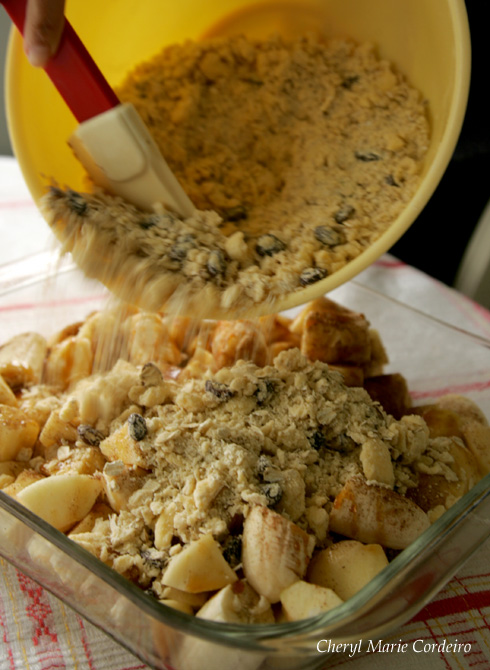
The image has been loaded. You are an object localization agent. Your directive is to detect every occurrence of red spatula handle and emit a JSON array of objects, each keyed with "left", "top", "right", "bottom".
[{"left": 1, "top": 0, "right": 120, "bottom": 122}]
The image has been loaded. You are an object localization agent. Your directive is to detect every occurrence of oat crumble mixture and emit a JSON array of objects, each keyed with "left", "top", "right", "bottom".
[
  {"left": 41, "top": 34, "right": 429, "bottom": 316},
  {"left": 2, "top": 298, "right": 487, "bottom": 620}
]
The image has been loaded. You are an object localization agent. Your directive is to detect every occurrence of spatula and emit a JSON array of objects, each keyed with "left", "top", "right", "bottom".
[{"left": 1, "top": 0, "right": 195, "bottom": 218}]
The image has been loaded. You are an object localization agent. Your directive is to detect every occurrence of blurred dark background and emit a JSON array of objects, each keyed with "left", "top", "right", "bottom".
[{"left": 391, "top": 0, "right": 490, "bottom": 288}]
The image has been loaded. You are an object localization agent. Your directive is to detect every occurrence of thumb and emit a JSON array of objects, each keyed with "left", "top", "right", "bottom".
[{"left": 24, "top": 0, "right": 66, "bottom": 67}]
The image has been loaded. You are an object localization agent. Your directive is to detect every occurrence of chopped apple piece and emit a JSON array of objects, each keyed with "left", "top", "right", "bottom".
[
  {"left": 0, "top": 375, "right": 17, "bottom": 407},
  {"left": 16, "top": 473, "right": 102, "bottom": 532},
  {"left": 99, "top": 423, "right": 149, "bottom": 468},
  {"left": 0, "top": 404, "right": 39, "bottom": 461},
  {"left": 162, "top": 533, "right": 237, "bottom": 593},
  {"left": 307, "top": 540, "right": 388, "bottom": 600},
  {"left": 280, "top": 580, "right": 343, "bottom": 621},
  {"left": 0, "top": 332, "right": 47, "bottom": 388},
  {"left": 196, "top": 581, "right": 274, "bottom": 624}
]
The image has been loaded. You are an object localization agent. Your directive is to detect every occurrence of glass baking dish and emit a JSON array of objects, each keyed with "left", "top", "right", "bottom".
[{"left": 1, "top": 253, "right": 490, "bottom": 670}]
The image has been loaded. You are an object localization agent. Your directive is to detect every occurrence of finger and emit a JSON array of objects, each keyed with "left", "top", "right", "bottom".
[{"left": 24, "top": 0, "right": 66, "bottom": 67}]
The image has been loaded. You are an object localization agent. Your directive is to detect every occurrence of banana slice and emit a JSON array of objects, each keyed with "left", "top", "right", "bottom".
[
  {"left": 329, "top": 476, "right": 430, "bottom": 550},
  {"left": 242, "top": 505, "right": 315, "bottom": 603}
]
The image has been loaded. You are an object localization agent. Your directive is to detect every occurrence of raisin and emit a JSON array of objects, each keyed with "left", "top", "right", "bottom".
[
  {"left": 243, "top": 76, "right": 264, "bottom": 86},
  {"left": 328, "top": 434, "right": 356, "bottom": 452},
  {"left": 308, "top": 430, "right": 325, "bottom": 451},
  {"left": 134, "top": 248, "right": 149, "bottom": 258},
  {"left": 67, "top": 190, "right": 88, "bottom": 216},
  {"left": 205, "top": 380, "right": 235, "bottom": 401},
  {"left": 49, "top": 186, "right": 64, "bottom": 199},
  {"left": 223, "top": 535, "right": 242, "bottom": 567},
  {"left": 314, "top": 226, "right": 345, "bottom": 247},
  {"left": 341, "top": 75, "right": 359, "bottom": 89},
  {"left": 355, "top": 150, "right": 381, "bottom": 162},
  {"left": 140, "top": 549, "right": 166, "bottom": 570},
  {"left": 77, "top": 424, "right": 105, "bottom": 447},
  {"left": 222, "top": 205, "right": 248, "bottom": 222},
  {"left": 169, "top": 234, "right": 197, "bottom": 262},
  {"left": 255, "top": 234, "right": 286, "bottom": 257},
  {"left": 254, "top": 378, "right": 277, "bottom": 403},
  {"left": 140, "top": 362, "right": 163, "bottom": 387},
  {"left": 207, "top": 249, "right": 227, "bottom": 277},
  {"left": 128, "top": 413, "right": 147, "bottom": 441},
  {"left": 299, "top": 267, "right": 328, "bottom": 286},
  {"left": 139, "top": 214, "right": 160, "bottom": 229},
  {"left": 385, "top": 174, "right": 400, "bottom": 187},
  {"left": 334, "top": 204, "right": 356, "bottom": 224},
  {"left": 261, "top": 482, "right": 283, "bottom": 506}
]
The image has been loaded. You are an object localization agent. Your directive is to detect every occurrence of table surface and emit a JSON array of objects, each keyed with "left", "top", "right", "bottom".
[{"left": 1, "top": 156, "right": 490, "bottom": 670}]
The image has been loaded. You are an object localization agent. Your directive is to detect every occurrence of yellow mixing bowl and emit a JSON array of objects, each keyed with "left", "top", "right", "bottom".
[{"left": 5, "top": 0, "right": 470, "bottom": 313}]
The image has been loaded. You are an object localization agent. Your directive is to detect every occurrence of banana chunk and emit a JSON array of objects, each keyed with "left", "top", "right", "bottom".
[
  {"left": 242, "top": 505, "right": 315, "bottom": 603},
  {"left": 329, "top": 476, "right": 430, "bottom": 550}
]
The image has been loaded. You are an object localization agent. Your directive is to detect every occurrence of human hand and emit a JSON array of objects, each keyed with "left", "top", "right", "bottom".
[{"left": 24, "top": 0, "right": 65, "bottom": 67}]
